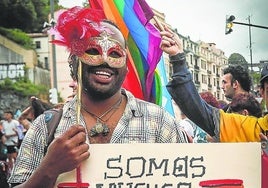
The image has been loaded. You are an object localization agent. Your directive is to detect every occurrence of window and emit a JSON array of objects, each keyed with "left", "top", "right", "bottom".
[
  {"left": 35, "top": 41, "right": 41, "bottom": 49},
  {"left": 202, "top": 74, "right": 207, "bottom": 84},
  {"left": 201, "top": 60, "right": 206, "bottom": 69},
  {"left": 190, "top": 55, "right": 193, "bottom": 65},
  {"left": 44, "top": 57, "right": 48, "bottom": 69}
]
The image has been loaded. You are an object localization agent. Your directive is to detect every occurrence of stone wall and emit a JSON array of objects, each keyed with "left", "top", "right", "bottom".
[{"left": 0, "top": 90, "right": 29, "bottom": 119}]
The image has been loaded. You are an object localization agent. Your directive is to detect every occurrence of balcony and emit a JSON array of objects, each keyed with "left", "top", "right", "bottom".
[
  {"left": 194, "top": 65, "right": 200, "bottom": 70},
  {"left": 195, "top": 80, "right": 200, "bottom": 85}
]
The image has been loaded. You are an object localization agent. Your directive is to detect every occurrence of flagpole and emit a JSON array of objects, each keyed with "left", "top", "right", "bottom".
[
  {"left": 76, "top": 60, "right": 82, "bottom": 124},
  {"left": 76, "top": 60, "right": 83, "bottom": 184}
]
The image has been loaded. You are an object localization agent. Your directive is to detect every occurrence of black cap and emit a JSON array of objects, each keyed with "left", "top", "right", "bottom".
[{"left": 260, "top": 63, "right": 268, "bottom": 83}]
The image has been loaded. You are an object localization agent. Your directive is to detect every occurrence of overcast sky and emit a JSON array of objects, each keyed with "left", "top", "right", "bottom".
[{"left": 59, "top": 0, "right": 268, "bottom": 66}]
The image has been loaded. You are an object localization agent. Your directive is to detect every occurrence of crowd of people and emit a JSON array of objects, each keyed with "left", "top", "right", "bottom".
[
  {"left": 0, "top": 96, "right": 55, "bottom": 187},
  {"left": 0, "top": 47, "right": 80, "bottom": 187},
  {"left": 0, "top": 5, "right": 266, "bottom": 188}
]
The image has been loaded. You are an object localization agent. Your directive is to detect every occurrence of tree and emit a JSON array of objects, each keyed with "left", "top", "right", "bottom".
[
  {"left": 31, "top": 0, "right": 50, "bottom": 32},
  {"left": 0, "top": 27, "right": 34, "bottom": 49},
  {"left": 32, "top": 0, "right": 62, "bottom": 32},
  {"left": 228, "top": 53, "right": 248, "bottom": 69},
  {"left": 0, "top": 0, "right": 61, "bottom": 33},
  {"left": 0, "top": 0, "right": 36, "bottom": 32},
  {"left": 251, "top": 71, "right": 261, "bottom": 87}
]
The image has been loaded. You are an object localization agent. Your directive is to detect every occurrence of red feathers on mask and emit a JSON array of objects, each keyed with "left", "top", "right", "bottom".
[{"left": 50, "top": 6, "right": 105, "bottom": 56}]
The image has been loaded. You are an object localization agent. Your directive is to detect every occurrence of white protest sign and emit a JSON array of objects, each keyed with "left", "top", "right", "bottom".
[{"left": 56, "top": 143, "right": 261, "bottom": 187}]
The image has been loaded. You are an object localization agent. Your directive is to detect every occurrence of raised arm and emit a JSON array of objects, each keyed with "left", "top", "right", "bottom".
[{"left": 159, "top": 27, "right": 219, "bottom": 137}]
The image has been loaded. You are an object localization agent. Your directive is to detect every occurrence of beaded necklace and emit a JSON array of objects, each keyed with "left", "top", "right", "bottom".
[{"left": 81, "top": 96, "right": 122, "bottom": 137}]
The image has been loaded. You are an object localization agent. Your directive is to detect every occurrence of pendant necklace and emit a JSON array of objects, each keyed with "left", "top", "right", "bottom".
[{"left": 81, "top": 96, "right": 122, "bottom": 137}]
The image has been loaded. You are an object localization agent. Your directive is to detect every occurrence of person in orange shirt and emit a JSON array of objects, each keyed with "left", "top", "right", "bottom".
[
  {"left": 158, "top": 26, "right": 268, "bottom": 142},
  {"left": 160, "top": 27, "right": 268, "bottom": 187}
]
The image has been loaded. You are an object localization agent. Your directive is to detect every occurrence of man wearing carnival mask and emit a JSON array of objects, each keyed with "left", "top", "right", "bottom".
[{"left": 8, "top": 6, "right": 188, "bottom": 187}]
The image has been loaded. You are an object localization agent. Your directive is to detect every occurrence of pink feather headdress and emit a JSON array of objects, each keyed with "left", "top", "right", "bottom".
[{"left": 49, "top": 6, "right": 105, "bottom": 56}]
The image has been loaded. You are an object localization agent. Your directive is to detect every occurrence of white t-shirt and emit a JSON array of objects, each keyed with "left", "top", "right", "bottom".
[
  {"left": 180, "top": 118, "right": 195, "bottom": 138},
  {"left": 3, "top": 119, "right": 19, "bottom": 146}
]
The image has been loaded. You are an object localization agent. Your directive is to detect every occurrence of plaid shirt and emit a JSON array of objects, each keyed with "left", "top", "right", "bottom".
[{"left": 9, "top": 89, "right": 188, "bottom": 184}]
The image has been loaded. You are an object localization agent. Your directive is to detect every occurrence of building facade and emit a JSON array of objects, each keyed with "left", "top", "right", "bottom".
[
  {"left": 153, "top": 9, "right": 228, "bottom": 102},
  {"left": 0, "top": 34, "right": 50, "bottom": 88}
]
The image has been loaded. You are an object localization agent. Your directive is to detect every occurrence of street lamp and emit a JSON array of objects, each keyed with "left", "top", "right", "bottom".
[{"left": 50, "top": 0, "right": 57, "bottom": 89}]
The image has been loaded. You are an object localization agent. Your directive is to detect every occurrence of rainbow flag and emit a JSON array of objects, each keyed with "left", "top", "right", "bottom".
[
  {"left": 156, "top": 56, "right": 175, "bottom": 115},
  {"left": 89, "top": 0, "right": 163, "bottom": 103}
]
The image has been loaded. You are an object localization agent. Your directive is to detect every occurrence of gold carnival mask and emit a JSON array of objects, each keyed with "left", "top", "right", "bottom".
[{"left": 79, "top": 31, "right": 127, "bottom": 68}]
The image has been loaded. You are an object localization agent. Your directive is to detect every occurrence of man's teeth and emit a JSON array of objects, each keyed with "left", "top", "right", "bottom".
[{"left": 96, "top": 71, "right": 111, "bottom": 77}]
